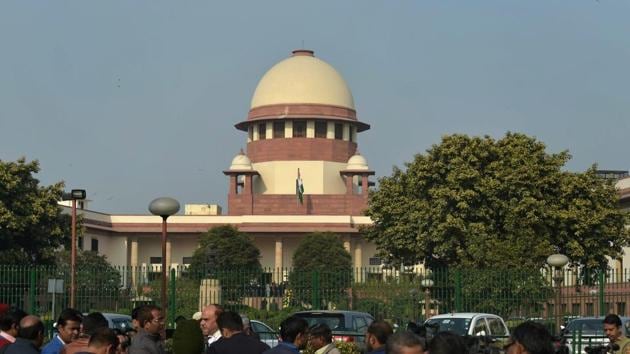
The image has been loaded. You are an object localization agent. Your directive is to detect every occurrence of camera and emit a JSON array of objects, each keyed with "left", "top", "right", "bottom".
[{"left": 584, "top": 343, "right": 620, "bottom": 354}]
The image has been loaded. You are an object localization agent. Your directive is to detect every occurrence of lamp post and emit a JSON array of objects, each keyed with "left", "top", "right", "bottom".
[
  {"left": 148, "top": 197, "right": 180, "bottom": 314},
  {"left": 62, "top": 189, "right": 86, "bottom": 309},
  {"left": 547, "top": 254, "right": 569, "bottom": 335},
  {"left": 421, "top": 278, "right": 434, "bottom": 320}
]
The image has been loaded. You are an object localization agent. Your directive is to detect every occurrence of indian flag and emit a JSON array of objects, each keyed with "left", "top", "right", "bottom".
[{"left": 296, "top": 168, "right": 304, "bottom": 204}]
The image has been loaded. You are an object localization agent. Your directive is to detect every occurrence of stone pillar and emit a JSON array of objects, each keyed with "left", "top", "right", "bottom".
[
  {"left": 343, "top": 238, "right": 351, "bottom": 253},
  {"left": 129, "top": 238, "right": 139, "bottom": 290},
  {"left": 354, "top": 240, "right": 363, "bottom": 269},
  {"left": 229, "top": 175, "right": 238, "bottom": 195},
  {"left": 199, "top": 279, "right": 221, "bottom": 311},
  {"left": 166, "top": 240, "right": 172, "bottom": 270},
  {"left": 244, "top": 175, "right": 253, "bottom": 194},
  {"left": 274, "top": 239, "right": 283, "bottom": 283},
  {"left": 345, "top": 175, "right": 354, "bottom": 195},
  {"left": 354, "top": 240, "right": 364, "bottom": 282},
  {"left": 361, "top": 175, "right": 369, "bottom": 195},
  {"left": 326, "top": 122, "right": 335, "bottom": 139}
]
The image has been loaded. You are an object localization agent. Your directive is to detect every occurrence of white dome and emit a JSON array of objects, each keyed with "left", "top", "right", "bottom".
[
  {"left": 250, "top": 50, "right": 355, "bottom": 110},
  {"left": 347, "top": 154, "right": 369, "bottom": 170},
  {"left": 229, "top": 153, "right": 253, "bottom": 170}
]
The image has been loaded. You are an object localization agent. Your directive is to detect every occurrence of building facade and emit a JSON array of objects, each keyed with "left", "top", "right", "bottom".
[{"left": 75, "top": 49, "right": 380, "bottom": 278}]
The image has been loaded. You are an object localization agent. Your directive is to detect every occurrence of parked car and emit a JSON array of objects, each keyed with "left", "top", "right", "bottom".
[
  {"left": 101, "top": 313, "right": 134, "bottom": 334},
  {"left": 425, "top": 312, "right": 509, "bottom": 351},
  {"left": 561, "top": 316, "right": 630, "bottom": 354},
  {"left": 250, "top": 320, "right": 280, "bottom": 348},
  {"left": 291, "top": 310, "right": 374, "bottom": 349},
  {"left": 425, "top": 313, "right": 510, "bottom": 338}
]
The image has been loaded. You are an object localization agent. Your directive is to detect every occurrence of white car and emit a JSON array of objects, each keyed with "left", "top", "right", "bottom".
[{"left": 424, "top": 312, "right": 510, "bottom": 338}]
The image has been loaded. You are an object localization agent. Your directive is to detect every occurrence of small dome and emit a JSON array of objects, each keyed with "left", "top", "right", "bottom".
[
  {"left": 250, "top": 49, "right": 355, "bottom": 110},
  {"left": 347, "top": 153, "right": 369, "bottom": 170},
  {"left": 229, "top": 152, "right": 253, "bottom": 170}
]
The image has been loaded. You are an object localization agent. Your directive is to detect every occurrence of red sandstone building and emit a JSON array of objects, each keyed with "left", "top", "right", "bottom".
[{"left": 75, "top": 49, "right": 380, "bottom": 281}]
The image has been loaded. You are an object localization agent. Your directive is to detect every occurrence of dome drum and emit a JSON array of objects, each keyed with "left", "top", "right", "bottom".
[{"left": 246, "top": 138, "right": 357, "bottom": 163}]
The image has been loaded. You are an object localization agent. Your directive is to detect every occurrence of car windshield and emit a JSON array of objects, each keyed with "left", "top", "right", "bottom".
[
  {"left": 425, "top": 318, "right": 472, "bottom": 336},
  {"left": 111, "top": 318, "right": 133, "bottom": 332},
  {"left": 294, "top": 314, "right": 347, "bottom": 331},
  {"left": 566, "top": 319, "right": 605, "bottom": 335}
]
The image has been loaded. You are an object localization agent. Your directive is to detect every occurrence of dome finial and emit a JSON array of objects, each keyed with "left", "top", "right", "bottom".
[{"left": 292, "top": 49, "right": 314, "bottom": 57}]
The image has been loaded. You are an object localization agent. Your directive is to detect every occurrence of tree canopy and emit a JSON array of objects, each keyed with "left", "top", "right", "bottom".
[
  {"left": 189, "top": 225, "right": 262, "bottom": 301},
  {"left": 189, "top": 225, "right": 262, "bottom": 274},
  {"left": 289, "top": 232, "right": 352, "bottom": 308},
  {"left": 0, "top": 158, "right": 71, "bottom": 265},
  {"left": 364, "top": 133, "right": 629, "bottom": 271}
]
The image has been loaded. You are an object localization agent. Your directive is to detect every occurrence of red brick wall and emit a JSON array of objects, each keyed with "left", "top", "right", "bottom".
[
  {"left": 247, "top": 138, "right": 357, "bottom": 163},
  {"left": 227, "top": 194, "right": 368, "bottom": 215},
  {"left": 248, "top": 103, "right": 357, "bottom": 120}
]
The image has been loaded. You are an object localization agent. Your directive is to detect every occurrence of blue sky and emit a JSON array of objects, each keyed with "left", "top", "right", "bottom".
[{"left": 1, "top": 1, "right": 629, "bottom": 213}]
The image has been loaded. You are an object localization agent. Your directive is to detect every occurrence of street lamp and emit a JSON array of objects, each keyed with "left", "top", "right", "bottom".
[
  {"left": 547, "top": 253, "right": 569, "bottom": 335},
  {"left": 148, "top": 197, "right": 180, "bottom": 313},
  {"left": 61, "top": 189, "right": 86, "bottom": 309},
  {"left": 421, "top": 278, "right": 434, "bottom": 320}
]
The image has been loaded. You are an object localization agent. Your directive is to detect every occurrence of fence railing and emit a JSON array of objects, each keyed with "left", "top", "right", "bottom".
[{"left": 2, "top": 265, "right": 630, "bottom": 333}]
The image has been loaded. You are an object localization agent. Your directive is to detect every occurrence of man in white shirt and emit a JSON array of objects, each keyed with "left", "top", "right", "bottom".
[{"left": 200, "top": 305, "right": 223, "bottom": 349}]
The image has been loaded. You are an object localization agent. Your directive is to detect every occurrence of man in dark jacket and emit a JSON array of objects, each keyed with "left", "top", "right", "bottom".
[
  {"left": 0, "top": 309, "right": 27, "bottom": 350},
  {"left": 262, "top": 316, "right": 308, "bottom": 354},
  {"left": 129, "top": 305, "right": 165, "bottom": 354},
  {"left": 4, "top": 315, "right": 44, "bottom": 354},
  {"left": 207, "top": 311, "right": 269, "bottom": 354},
  {"left": 365, "top": 321, "right": 393, "bottom": 354}
]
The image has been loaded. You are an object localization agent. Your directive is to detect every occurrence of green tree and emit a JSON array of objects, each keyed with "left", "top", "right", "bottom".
[
  {"left": 54, "top": 250, "right": 122, "bottom": 312},
  {"left": 0, "top": 158, "right": 71, "bottom": 265},
  {"left": 288, "top": 232, "right": 352, "bottom": 309},
  {"left": 189, "top": 225, "right": 262, "bottom": 301},
  {"left": 364, "top": 133, "right": 629, "bottom": 271}
]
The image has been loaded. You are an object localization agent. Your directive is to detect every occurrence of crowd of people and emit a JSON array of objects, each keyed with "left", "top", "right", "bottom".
[{"left": 2, "top": 305, "right": 630, "bottom": 354}]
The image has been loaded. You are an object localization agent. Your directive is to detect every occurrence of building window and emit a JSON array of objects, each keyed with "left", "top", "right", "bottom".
[
  {"left": 334, "top": 123, "right": 343, "bottom": 140},
  {"left": 91, "top": 238, "right": 99, "bottom": 253},
  {"left": 273, "top": 122, "right": 285, "bottom": 138},
  {"left": 78, "top": 236, "right": 84, "bottom": 250},
  {"left": 315, "top": 121, "right": 327, "bottom": 138},
  {"left": 369, "top": 257, "right": 382, "bottom": 266},
  {"left": 150, "top": 257, "right": 162, "bottom": 264},
  {"left": 248, "top": 126, "right": 253, "bottom": 141},
  {"left": 293, "top": 121, "right": 306, "bottom": 138},
  {"left": 258, "top": 123, "right": 266, "bottom": 140},
  {"left": 349, "top": 126, "right": 355, "bottom": 142},
  {"left": 586, "top": 303, "right": 594, "bottom": 316},
  {"left": 571, "top": 303, "right": 580, "bottom": 315},
  {"left": 618, "top": 302, "right": 626, "bottom": 316}
]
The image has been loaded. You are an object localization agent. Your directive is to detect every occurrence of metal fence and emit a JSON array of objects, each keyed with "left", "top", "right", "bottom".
[{"left": 2, "top": 265, "right": 630, "bottom": 333}]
